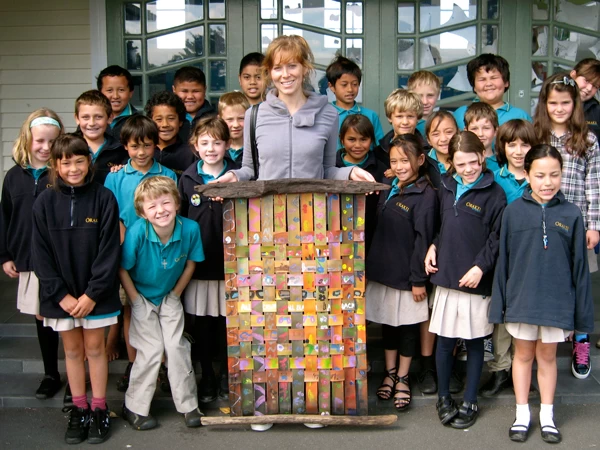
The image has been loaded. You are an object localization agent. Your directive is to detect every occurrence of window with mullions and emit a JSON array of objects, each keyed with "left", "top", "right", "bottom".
[
  {"left": 531, "top": 0, "right": 600, "bottom": 115},
  {"left": 396, "top": 0, "right": 500, "bottom": 109},
  {"left": 117, "top": 0, "right": 227, "bottom": 108},
  {"left": 259, "top": 0, "right": 365, "bottom": 102}
]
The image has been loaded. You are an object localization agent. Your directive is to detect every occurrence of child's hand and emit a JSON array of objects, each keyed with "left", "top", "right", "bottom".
[
  {"left": 424, "top": 245, "right": 438, "bottom": 274},
  {"left": 110, "top": 164, "right": 124, "bottom": 173},
  {"left": 586, "top": 230, "right": 599, "bottom": 249},
  {"left": 70, "top": 294, "right": 96, "bottom": 318},
  {"left": 384, "top": 168, "right": 394, "bottom": 178},
  {"left": 412, "top": 285, "right": 427, "bottom": 302},
  {"left": 59, "top": 294, "right": 79, "bottom": 314},
  {"left": 458, "top": 266, "right": 483, "bottom": 289},
  {"left": 2, "top": 261, "right": 19, "bottom": 278}
]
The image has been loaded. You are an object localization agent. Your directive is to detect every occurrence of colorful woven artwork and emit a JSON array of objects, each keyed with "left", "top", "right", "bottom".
[{"left": 223, "top": 192, "right": 368, "bottom": 416}]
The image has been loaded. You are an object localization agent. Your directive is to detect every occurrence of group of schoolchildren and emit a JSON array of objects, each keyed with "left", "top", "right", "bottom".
[{"left": 0, "top": 46, "right": 599, "bottom": 445}]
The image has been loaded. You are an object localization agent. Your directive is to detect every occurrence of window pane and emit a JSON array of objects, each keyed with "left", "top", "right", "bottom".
[
  {"left": 261, "top": 24, "right": 278, "bottom": 53},
  {"left": 283, "top": 0, "right": 341, "bottom": 33},
  {"left": 481, "top": 24, "right": 498, "bottom": 54},
  {"left": 148, "top": 64, "right": 204, "bottom": 98},
  {"left": 146, "top": 0, "right": 204, "bottom": 33},
  {"left": 209, "top": 0, "right": 226, "bottom": 19},
  {"left": 346, "top": 38, "right": 363, "bottom": 66},
  {"left": 420, "top": 0, "right": 477, "bottom": 33},
  {"left": 436, "top": 64, "right": 471, "bottom": 100},
  {"left": 261, "top": 0, "right": 278, "bottom": 19},
  {"left": 532, "top": 1, "right": 549, "bottom": 20},
  {"left": 482, "top": 0, "right": 499, "bottom": 20},
  {"left": 532, "top": 26, "right": 548, "bottom": 57},
  {"left": 125, "top": 3, "right": 141, "bottom": 35},
  {"left": 147, "top": 25, "right": 204, "bottom": 69},
  {"left": 209, "top": 24, "right": 226, "bottom": 55},
  {"left": 282, "top": 26, "right": 341, "bottom": 66},
  {"left": 130, "top": 76, "right": 144, "bottom": 109},
  {"left": 346, "top": 2, "right": 363, "bottom": 34},
  {"left": 556, "top": 0, "right": 600, "bottom": 33},
  {"left": 125, "top": 40, "right": 142, "bottom": 70},
  {"left": 210, "top": 60, "right": 226, "bottom": 91},
  {"left": 554, "top": 27, "right": 599, "bottom": 62},
  {"left": 397, "top": 38, "right": 415, "bottom": 70},
  {"left": 419, "top": 26, "right": 476, "bottom": 68},
  {"left": 398, "top": 2, "right": 414, "bottom": 33},
  {"left": 532, "top": 61, "right": 547, "bottom": 92}
]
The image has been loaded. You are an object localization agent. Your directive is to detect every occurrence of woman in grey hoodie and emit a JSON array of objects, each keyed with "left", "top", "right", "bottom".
[{"left": 216, "top": 35, "right": 375, "bottom": 183}]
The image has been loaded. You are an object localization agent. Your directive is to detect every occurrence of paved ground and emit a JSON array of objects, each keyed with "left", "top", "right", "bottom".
[{"left": 2, "top": 403, "right": 600, "bottom": 450}]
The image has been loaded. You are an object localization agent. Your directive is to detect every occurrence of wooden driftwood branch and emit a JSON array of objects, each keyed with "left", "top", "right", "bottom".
[
  {"left": 201, "top": 414, "right": 398, "bottom": 426},
  {"left": 194, "top": 178, "right": 390, "bottom": 198}
]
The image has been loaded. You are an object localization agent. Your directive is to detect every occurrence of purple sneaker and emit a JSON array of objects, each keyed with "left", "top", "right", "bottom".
[{"left": 572, "top": 339, "right": 591, "bottom": 379}]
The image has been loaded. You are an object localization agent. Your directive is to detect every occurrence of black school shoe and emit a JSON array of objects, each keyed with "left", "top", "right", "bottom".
[
  {"left": 450, "top": 401, "right": 478, "bottom": 429},
  {"left": 436, "top": 395, "right": 458, "bottom": 425},
  {"left": 35, "top": 374, "right": 62, "bottom": 400},
  {"left": 418, "top": 369, "right": 437, "bottom": 394},
  {"left": 479, "top": 369, "right": 511, "bottom": 398},
  {"left": 184, "top": 408, "right": 204, "bottom": 427},
  {"left": 65, "top": 406, "right": 90, "bottom": 445},
  {"left": 63, "top": 383, "right": 74, "bottom": 412},
  {"left": 88, "top": 407, "right": 111, "bottom": 444},
  {"left": 116, "top": 362, "right": 133, "bottom": 392},
  {"left": 122, "top": 404, "right": 158, "bottom": 430}
]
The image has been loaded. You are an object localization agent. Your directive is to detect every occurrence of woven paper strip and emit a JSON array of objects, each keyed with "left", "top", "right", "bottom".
[{"left": 225, "top": 193, "right": 367, "bottom": 416}]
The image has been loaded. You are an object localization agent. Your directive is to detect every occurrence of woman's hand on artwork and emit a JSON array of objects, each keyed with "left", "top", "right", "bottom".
[
  {"left": 458, "top": 265, "right": 483, "bottom": 289},
  {"left": 207, "top": 171, "right": 239, "bottom": 202},
  {"left": 70, "top": 294, "right": 97, "bottom": 318},
  {"left": 586, "top": 230, "right": 599, "bottom": 249},
  {"left": 59, "top": 294, "right": 79, "bottom": 314},
  {"left": 412, "top": 285, "right": 427, "bottom": 302},
  {"left": 424, "top": 245, "right": 438, "bottom": 274},
  {"left": 349, "top": 167, "right": 376, "bottom": 182},
  {"left": 2, "top": 261, "right": 18, "bottom": 278}
]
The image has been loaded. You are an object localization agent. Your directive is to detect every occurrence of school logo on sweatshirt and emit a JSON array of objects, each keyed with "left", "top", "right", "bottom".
[
  {"left": 466, "top": 202, "right": 482, "bottom": 213},
  {"left": 191, "top": 194, "right": 201, "bottom": 207},
  {"left": 395, "top": 202, "right": 410, "bottom": 212},
  {"left": 555, "top": 221, "right": 570, "bottom": 232},
  {"left": 85, "top": 217, "right": 98, "bottom": 223}
]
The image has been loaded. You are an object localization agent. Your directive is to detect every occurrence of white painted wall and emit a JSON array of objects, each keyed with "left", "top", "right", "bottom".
[{"left": 0, "top": 0, "right": 93, "bottom": 182}]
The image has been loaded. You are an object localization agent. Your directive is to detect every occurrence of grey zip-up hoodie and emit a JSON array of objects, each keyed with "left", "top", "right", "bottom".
[{"left": 232, "top": 91, "right": 353, "bottom": 181}]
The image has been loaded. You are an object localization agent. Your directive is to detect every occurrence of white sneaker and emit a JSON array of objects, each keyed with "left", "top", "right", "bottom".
[
  {"left": 303, "top": 423, "right": 326, "bottom": 429},
  {"left": 251, "top": 423, "right": 273, "bottom": 432}
]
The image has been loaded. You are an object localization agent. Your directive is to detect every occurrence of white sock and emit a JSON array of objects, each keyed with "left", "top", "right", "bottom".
[
  {"left": 512, "top": 403, "right": 530, "bottom": 428},
  {"left": 539, "top": 403, "right": 555, "bottom": 429}
]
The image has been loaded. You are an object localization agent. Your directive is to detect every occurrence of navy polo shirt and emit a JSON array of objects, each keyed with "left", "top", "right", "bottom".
[{"left": 121, "top": 216, "right": 205, "bottom": 305}]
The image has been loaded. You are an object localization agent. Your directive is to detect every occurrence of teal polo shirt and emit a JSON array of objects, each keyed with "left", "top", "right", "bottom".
[
  {"left": 494, "top": 165, "right": 528, "bottom": 204},
  {"left": 453, "top": 99, "right": 532, "bottom": 130},
  {"left": 197, "top": 159, "right": 228, "bottom": 184},
  {"left": 90, "top": 139, "right": 107, "bottom": 163},
  {"left": 416, "top": 119, "right": 426, "bottom": 138},
  {"left": 121, "top": 216, "right": 205, "bottom": 305},
  {"left": 228, "top": 147, "right": 243, "bottom": 162},
  {"left": 486, "top": 154, "right": 500, "bottom": 173},
  {"left": 428, "top": 148, "right": 447, "bottom": 174},
  {"left": 332, "top": 101, "right": 385, "bottom": 148},
  {"left": 453, "top": 172, "right": 484, "bottom": 200},
  {"left": 26, "top": 165, "right": 47, "bottom": 180},
  {"left": 104, "top": 159, "right": 178, "bottom": 228},
  {"left": 109, "top": 104, "right": 133, "bottom": 129}
]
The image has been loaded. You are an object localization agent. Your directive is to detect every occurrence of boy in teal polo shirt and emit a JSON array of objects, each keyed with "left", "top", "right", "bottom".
[
  {"left": 105, "top": 115, "right": 178, "bottom": 232},
  {"left": 98, "top": 65, "right": 139, "bottom": 141},
  {"left": 453, "top": 54, "right": 531, "bottom": 130},
  {"left": 326, "top": 56, "right": 384, "bottom": 148},
  {"left": 119, "top": 176, "right": 204, "bottom": 430}
]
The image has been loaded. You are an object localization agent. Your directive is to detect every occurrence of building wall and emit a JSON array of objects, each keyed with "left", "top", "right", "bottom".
[{"left": 0, "top": 0, "right": 92, "bottom": 182}]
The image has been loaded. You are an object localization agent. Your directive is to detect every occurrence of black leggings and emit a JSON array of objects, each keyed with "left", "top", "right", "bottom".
[
  {"left": 190, "top": 315, "right": 227, "bottom": 378},
  {"left": 381, "top": 323, "right": 419, "bottom": 357},
  {"left": 436, "top": 336, "right": 484, "bottom": 404},
  {"left": 35, "top": 318, "right": 60, "bottom": 379}
]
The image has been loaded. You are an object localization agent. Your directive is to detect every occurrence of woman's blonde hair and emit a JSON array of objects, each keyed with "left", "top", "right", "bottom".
[
  {"left": 13, "top": 108, "right": 64, "bottom": 168},
  {"left": 263, "top": 35, "right": 315, "bottom": 90}
]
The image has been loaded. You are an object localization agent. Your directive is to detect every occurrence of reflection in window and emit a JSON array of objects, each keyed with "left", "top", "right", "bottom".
[
  {"left": 148, "top": 26, "right": 204, "bottom": 68},
  {"left": 421, "top": 0, "right": 477, "bottom": 33},
  {"left": 146, "top": 0, "right": 204, "bottom": 34},
  {"left": 261, "top": 0, "right": 277, "bottom": 19},
  {"left": 125, "top": 3, "right": 141, "bottom": 35},
  {"left": 346, "top": 2, "right": 363, "bottom": 34},
  {"left": 282, "top": 0, "right": 341, "bottom": 33},
  {"left": 209, "top": 0, "right": 226, "bottom": 19}
]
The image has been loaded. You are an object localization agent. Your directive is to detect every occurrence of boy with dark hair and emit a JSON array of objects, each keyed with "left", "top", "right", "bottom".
[
  {"left": 97, "top": 65, "right": 139, "bottom": 140},
  {"left": 453, "top": 54, "right": 531, "bottom": 130},
  {"left": 326, "top": 55, "right": 384, "bottom": 147},
  {"left": 145, "top": 91, "right": 197, "bottom": 179},
  {"left": 571, "top": 58, "right": 600, "bottom": 142},
  {"left": 239, "top": 52, "right": 266, "bottom": 105},
  {"left": 120, "top": 176, "right": 204, "bottom": 430},
  {"left": 172, "top": 66, "right": 215, "bottom": 140},
  {"left": 74, "top": 90, "right": 129, "bottom": 184}
]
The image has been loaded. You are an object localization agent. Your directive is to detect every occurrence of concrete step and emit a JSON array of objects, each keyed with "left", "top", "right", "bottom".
[{"left": 2, "top": 368, "right": 600, "bottom": 410}]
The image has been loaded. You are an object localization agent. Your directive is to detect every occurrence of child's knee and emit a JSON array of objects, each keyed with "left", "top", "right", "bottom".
[{"left": 64, "top": 344, "right": 85, "bottom": 361}]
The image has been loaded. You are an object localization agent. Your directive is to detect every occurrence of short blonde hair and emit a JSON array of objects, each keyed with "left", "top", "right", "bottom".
[
  {"left": 384, "top": 88, "right": 423, "bottom": 119},
  {"left": 407, "top": 71, "right": 441, "bottom": 93},
  {"left": 134, "top": 176, "right": 181, "bottom": 217},
  {"left": 263, "top": 35, "right": 314, "bottom": 89},
  {"left": 13, "top": 108, "right": 64, "bottom": 168},
  {"left": 464, "top": 102, "right": 499, "bottom": 129},
  {"left": 218, "top": 91, "right": 250, "bottom": 116}
]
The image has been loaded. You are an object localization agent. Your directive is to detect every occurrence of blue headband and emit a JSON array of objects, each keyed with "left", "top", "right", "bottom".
[{"left": 30, "top": 117, "right": 61, "bottom": 129}]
